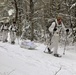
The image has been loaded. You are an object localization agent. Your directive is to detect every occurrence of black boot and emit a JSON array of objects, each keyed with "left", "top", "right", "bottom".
[
  {"left": 11, "top": 41, "right": 15, "bottom": 44},
  {"left": 3, "top": 41, "right": 6, "bottom": 43},
  {"left": 5, "top": 39, "right": 8, "bottom": 42},
  {"left": 47, "top": 48, "right": 53, "bottom": 54}
]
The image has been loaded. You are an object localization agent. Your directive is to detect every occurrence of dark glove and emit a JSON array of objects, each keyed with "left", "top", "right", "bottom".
[
  {"left": 66, "top": 29, "right": 69, "bottom": 32},
  {"left": 53, "top": 28, "right": 57, "bottom": 31},
  {"left": 15, "top": 30, "right": 17, "bottom": 32}
]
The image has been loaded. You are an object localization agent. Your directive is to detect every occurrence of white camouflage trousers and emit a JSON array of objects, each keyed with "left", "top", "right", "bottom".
[
  {"left": 2, "top": 30, "right": 8, "bottom": 42},
  {"left": 48, "top": 35, "right": 59, "bottom": 54},
  {"left": 10, "top": 31, "right": 16, "bottom": 42}
]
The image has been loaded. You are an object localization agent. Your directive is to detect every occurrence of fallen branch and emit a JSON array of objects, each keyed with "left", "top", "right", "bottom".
[{"left": 54, "top": 67, "right": 62, "bottom": 75}]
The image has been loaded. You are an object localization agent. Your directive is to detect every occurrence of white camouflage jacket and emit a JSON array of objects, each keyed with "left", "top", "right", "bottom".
[{"left": 48, "top": 19, "right": 66, "bottom": 36}]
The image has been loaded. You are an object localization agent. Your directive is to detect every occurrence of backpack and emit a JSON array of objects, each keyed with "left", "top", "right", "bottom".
[
  {"left": 1, "top": 25, "right": 8, "bottom": 31},
  {"left": 47, "top": 21, "right": 58, "bottom": 42},
  {"left": 48, "top": 20, "right": 57, "bottom": 35}
]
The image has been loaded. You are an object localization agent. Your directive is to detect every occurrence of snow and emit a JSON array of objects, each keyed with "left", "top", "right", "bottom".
[
  {"left": 8, "top": 9, "right": 15, "bottom": 16},
  {"left": 0, "top": 40, "right": 76, "bottom": 75}
]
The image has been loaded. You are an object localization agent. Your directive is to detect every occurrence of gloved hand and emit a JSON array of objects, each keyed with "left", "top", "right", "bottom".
[
  {"left": 66, "top": 29, "right": 69, "bottom": 32},
  {"left": 53, "top": 28, "right": 57, "bottom": 31}
]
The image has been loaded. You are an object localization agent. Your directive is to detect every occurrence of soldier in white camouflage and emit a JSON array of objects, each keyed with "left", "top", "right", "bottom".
[
  {"left": 9, "top": 22, "right": 17, "bottom": 44},
  {"left": 48, "top": 16, "right": 66, "bottom": 57},
  {"left": 1, "top": 22, "right": 9, "bottom": 42}
]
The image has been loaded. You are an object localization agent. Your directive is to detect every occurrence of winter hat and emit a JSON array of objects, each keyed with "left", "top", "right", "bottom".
[{"left": 57, "top": 16, "right": 62, "bottom": 25}]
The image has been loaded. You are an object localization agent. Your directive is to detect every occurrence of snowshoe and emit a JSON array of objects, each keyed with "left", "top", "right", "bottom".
[
  {"left": 44, "top": 47, "right": 53, "bottom": 54},
  {"left": 44, "top": 51, "right": 53, "bottom": 54},
  {"left": 44, "top": 50, "right": 53, "bottom": 54},
  {"left": 54, "top": 54, "right": 62, "bottom": 57}
]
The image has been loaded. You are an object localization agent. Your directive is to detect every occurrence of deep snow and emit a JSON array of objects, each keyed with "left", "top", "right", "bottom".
[{"left": 0, "top": 40, "right": 76, "bottom": 75}]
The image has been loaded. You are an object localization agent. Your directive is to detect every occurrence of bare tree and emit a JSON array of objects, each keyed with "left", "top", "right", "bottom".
[
  {"left": 13, "top": 0, "right": 18, "bottom": 23},
  {"left": 30, "top": 0, "right": 34, "bottom": 41}
]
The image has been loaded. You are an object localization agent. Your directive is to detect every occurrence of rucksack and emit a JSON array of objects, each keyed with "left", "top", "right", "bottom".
[
  {"left": 1, "top": 25, "right": 8, "bottom": 30},
  {"left": 48, "top": 20, "right": 57, "bottom": 35}
]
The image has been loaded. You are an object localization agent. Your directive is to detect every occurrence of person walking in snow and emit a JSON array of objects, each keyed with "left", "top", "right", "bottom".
[
  {"left": 47, "top": 16, "right": 66, "bottom": 57},
  {"left": 9, "top": 22, "right": 17, "bottom": 44},
  {"left": 1, "top": 22, "right": 9, "bottom": 42}
]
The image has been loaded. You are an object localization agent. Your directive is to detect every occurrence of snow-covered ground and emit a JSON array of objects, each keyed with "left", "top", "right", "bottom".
[{"left": 0, "top": 40, "right": 76, "bottom": 75}]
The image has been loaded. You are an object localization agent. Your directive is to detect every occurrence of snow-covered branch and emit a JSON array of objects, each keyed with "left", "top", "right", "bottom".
[
  {"left": 70, "top": 3, "right": 76, "bottom": 9},
  {"left": 59, "top": 13, "right": 76, "bottom": 19},
  {"left": 24, "top": 0, "right": 30, "bottom": 5},
  {"left": 0, "top": 0, "right": 8, "bottom": 6}
]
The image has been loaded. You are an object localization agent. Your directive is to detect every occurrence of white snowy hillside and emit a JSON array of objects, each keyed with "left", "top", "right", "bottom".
[{"left": 0, "top": 40, "right": 76, "bottom": 75}]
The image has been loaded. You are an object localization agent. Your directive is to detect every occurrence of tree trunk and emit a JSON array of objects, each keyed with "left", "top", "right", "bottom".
[
  {"left": 14, "top": 0, "right": 18, "bottom": 23},
  {"left": 74, "top": 6, "right": 76, "bottom": 25},
  {"left": 30, "top": 0, "right": 34, "bottom": 41}
]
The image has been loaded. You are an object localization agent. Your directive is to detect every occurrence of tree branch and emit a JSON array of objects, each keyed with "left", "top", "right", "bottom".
[{"left": 54, "top": 67, "right": 62, "bottom": 75}]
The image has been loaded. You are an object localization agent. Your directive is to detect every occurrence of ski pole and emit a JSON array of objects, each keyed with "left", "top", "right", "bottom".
[
  {"left": 63, "top": 40, "right": 66, "bottom": 55},
  {"left": 63, "top": 29, "right": 69, "bottom": 55},
  {"left": 44, "top": 46, "right": 47, "bottom": 52},
  {"left": 63, "top": 33, "right": 67, "bottom": 55}
]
